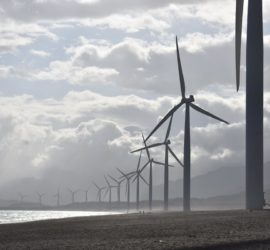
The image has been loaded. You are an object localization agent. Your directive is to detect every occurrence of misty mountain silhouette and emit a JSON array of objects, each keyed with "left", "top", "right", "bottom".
[
  {"left": 142, "top": 162, "right": 270, "bottom": 200},
  {"left": 1, "top": 162, "right": 270, "bottom": 208}
]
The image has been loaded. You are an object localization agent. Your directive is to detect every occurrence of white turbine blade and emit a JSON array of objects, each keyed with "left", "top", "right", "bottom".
[
  {"left": 108, "top": 174, "right": 118, "bottom": 183},
  {"left": 117, "top": 168, "right": 127, "bottom": 177},
  {"left": 168, "top": 146, "right": 184, "bottom": 167},
  {"left": 92, "top": 182, "right": 99, "bottom": 190},
  {"left": 190, "top": 103, "right": 229, "bottom": 124},
  {"left": 103, "top": 187, "right": 109, "bottom": 198},
  {"left": 236, "top": 0, "right": 244, "bottom": 91},
  {"left": 140, "top": 160, "right": 150, "bottom": 173},
  {"left": 136, "top": 151, "right": 142, "bottom": 170},
  {"left": 132, "top": 174, "right": 139, "bottom": 183},
  {"left": 104, "top": 176, "right": 110, "bottom": 186},
  {"left": 165, "top": 114, "right": 174, "bottom": 141},
  {"left": 145, "top": 102, "right": 184, "bottom": 141},
  {"left": 152, "top": 160, "right": 174, "bottom": 168},
  {"left": 176, "top": 36, "right": 186, "bottom": 98},
  {"left": 131, "top": 142, "right": 165, "bottom": 153},
  {"left": 139, "top": 174, "right": 149, "bottom": 186},
  {"left": 141, "top": 132, "right": 151, "bottom": 161}
]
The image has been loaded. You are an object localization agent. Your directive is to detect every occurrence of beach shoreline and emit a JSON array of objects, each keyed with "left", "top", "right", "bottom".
[{"left": 0, "top": 209, "right": 270, "bottom": 249}]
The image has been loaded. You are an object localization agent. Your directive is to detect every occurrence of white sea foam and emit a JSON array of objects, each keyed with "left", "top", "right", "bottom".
[{"left": 0, "top": 210, "right": 121, "bottom": 224}]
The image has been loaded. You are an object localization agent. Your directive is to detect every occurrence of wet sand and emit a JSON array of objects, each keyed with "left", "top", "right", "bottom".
[{"left": 0, "top": 210, "right": 270, "bottom": 249}]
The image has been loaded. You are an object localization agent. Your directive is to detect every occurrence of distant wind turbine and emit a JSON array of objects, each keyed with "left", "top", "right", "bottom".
[
  {"left": 108, "top": 174, "right": 125, "bottom": 206},
  {"left": 130, "top": 151, "right": 149, "bottom": 211},
  {"left": 93, "top": 182, "right": 106, "bottom": 203},
  {"left": 84, "top": 187, "right": 90, "bottom": 203},
  {"left": 36, "top": 192, "right": 45, "bottom": 206},
  {"left": 145, "top": 36, "right": 229, "bottom": 212},
  {"left": 235, "top": 0, "right": 264, "bottom": 210},
  {"left": 18, "top": 193, "right": 27, "bottom": 203},
  {"left": 131, "top": 121, "right": 183, "bottom": 211},
  {"left": 117, "top": 168, "right": 136, "bottom": 211},
  {"left": 53, "top": 188, "right": 61, "bottom": 207},
  {"left": 104, "top": 176, "right": 117, "bottom": 208},
  {"left": 68, "top": 189, "right": 80, "bottom": 204}
]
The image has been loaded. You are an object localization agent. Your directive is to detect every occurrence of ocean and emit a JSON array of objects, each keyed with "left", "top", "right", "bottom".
[{"left": 0, "top": 210, "right": 121, "bottom": 224}]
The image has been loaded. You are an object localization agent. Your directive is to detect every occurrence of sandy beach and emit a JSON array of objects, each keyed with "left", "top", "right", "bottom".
[{"left": 0, "top": 210, "right": 270, "bottom": 249}]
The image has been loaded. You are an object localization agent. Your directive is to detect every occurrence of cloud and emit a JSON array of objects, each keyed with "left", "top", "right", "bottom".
[
  {"left": 0, "top": 0, "right": 210, "bottom": 22},
  {"left": 34, "top": 62, "right": 119, "bottom": 85},
  {"left": 0, "top": 33, "right": 33, "bottom": 53},
  {"left": 20, "top": 35, "right": 237, "bottom": 92},
  {"left": 30, "top": 49, "right": 51, "bottom": 57},
  {"left": 0, "top": 20, "right": 58, "bottom": 53}
]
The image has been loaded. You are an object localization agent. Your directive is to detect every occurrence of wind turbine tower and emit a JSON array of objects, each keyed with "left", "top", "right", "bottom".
[{"left": 235, "top": 0, "right": 264, "bottom": 210}]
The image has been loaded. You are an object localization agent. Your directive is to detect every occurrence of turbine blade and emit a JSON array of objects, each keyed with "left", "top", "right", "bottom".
[
  {"left": 152, "top": 160, "right": 165, "bottom": 166},
  {"left": 145, "top": 101, "right": 184, "bottom": 141},
  {"left": 126, "top": 171, "right": 136, "bottom": 177},
  {"left": 136, "top": 151, "right": 142, "bottom": 170},
  {"left": 235, "top": 0, "right": 244, "bottom": 91},
  {"left": 139, "top": 174, "right": 149, "bottom": 186},
  {"left": 119, "top": 175, "right": 127, "bottom": 181},
  {"left": 165, "top": 114, "right": 174, "bottom": 141},
  {"left": 141, "top": 132, "right": 151, "bottom": 160},
  {"left": 92, "top": 182, "right": 99, "bottom": 190},
  {"left": 131, "top": 142, "right": 165, "bottom": 153},
  {"left": 152, "top": 160, "right": 175, "bottom": 168},
  {"left": 108, "top": 174, "right": 118, "bottom": 184},
  {"left": 127, "top": 172, "right": 136, "bottom": 180},
  {"left": 190, "top": 103, "right": 229, "bottom": 124},
  {"left": 104, "top": 176, "right": 110, "bottom": 186},
  {"left": 103, "top": 188, "right": 109, "bottom": 198},
  {"left": 176, "top": 36, "right": 186, "bottom": 98},
  {"left": 168, "top": 146, "right": 184, "bottom": 167},
  {"left": 117, "top": 168, "right": 127, "bottom": 178},
  {"left": 132, "top": 174, "right": 139, "bottom": 183},
  {"left": 140, "top": 160, "right": 150, "bottom": 173}
]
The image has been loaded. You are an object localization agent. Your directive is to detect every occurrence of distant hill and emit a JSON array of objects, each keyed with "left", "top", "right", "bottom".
[
  {"left": 1, "top": 162, "right": 269, "bottom": 209},
  {"left": 144, "top": 162, "right": 270, "bottom": 200}
]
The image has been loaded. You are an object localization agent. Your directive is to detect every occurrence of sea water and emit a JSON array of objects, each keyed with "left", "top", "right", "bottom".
[{"left": 0, "top": 210, "right": 121, "bottom": 224}]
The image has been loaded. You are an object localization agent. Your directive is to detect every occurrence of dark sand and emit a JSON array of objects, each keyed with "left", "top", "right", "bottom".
[{"left": 0, "top": 210, "right": 270, "bottom": 249}]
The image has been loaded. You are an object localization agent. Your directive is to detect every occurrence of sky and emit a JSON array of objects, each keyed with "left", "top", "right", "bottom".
[{"left": 0, "top": 0, "right": 270, "bottom": 204}]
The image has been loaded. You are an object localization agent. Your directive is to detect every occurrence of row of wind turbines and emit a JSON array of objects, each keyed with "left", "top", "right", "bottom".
[
  {"left": 94, "top": 0, "right": 266, "bottom": 212},
  {"left": 17, "top": 188, "right": 90, "bottom": 207},
  {"left": 16, "top": 0, "right": 265, "bottom": 212},
  {"left": 93, "top": 36, "right": 229, "bottom": 213}
]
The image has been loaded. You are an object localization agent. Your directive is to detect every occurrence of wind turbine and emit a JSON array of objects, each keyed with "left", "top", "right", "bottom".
[
  {"left": 117, "top": 168, "right": 136, "bottom": 211},
  {"left": 235, "top": 0, "right": 264, "bottom": 210},
  {"left": 18, "top": 193, "right": 27, "bottom": 203},
  {"left": 104, "top": 176, "right": 117, "bottom": 209},
  {"left": 145, "top": 36, "right": 229, "bottom": 212},
  {"left": 131, "top": 119, "right": 183, "bottom": 211},
  {"left": 68, "top": 188, "right": 79, "bottom": 204},
  {"left": 36, "top": 192, "right": 45, "bottom": 206},
  {"left": 108, "top": 174, "right": 125, "bottom": 206},
  {"left": 84, "top": 187, "right": 90, "bottom": 203},
  {"left": 93, "top": 182, "right": 106, "bottom": 203},
  {"left": 53, "top": 188, "right": 61, "bottom": 207},
  {"left": 130, "top": 151, "right": 149, "bottom": 211}
]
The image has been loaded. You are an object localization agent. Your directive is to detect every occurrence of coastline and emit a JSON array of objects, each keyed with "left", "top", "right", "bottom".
[{"left": 0, "top": 210, "right": 270, "bottom": 249}]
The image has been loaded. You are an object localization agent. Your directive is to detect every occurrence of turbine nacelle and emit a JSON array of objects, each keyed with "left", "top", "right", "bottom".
[{"left": 183, "top": 95, "right": 194, "bottom": 103}]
